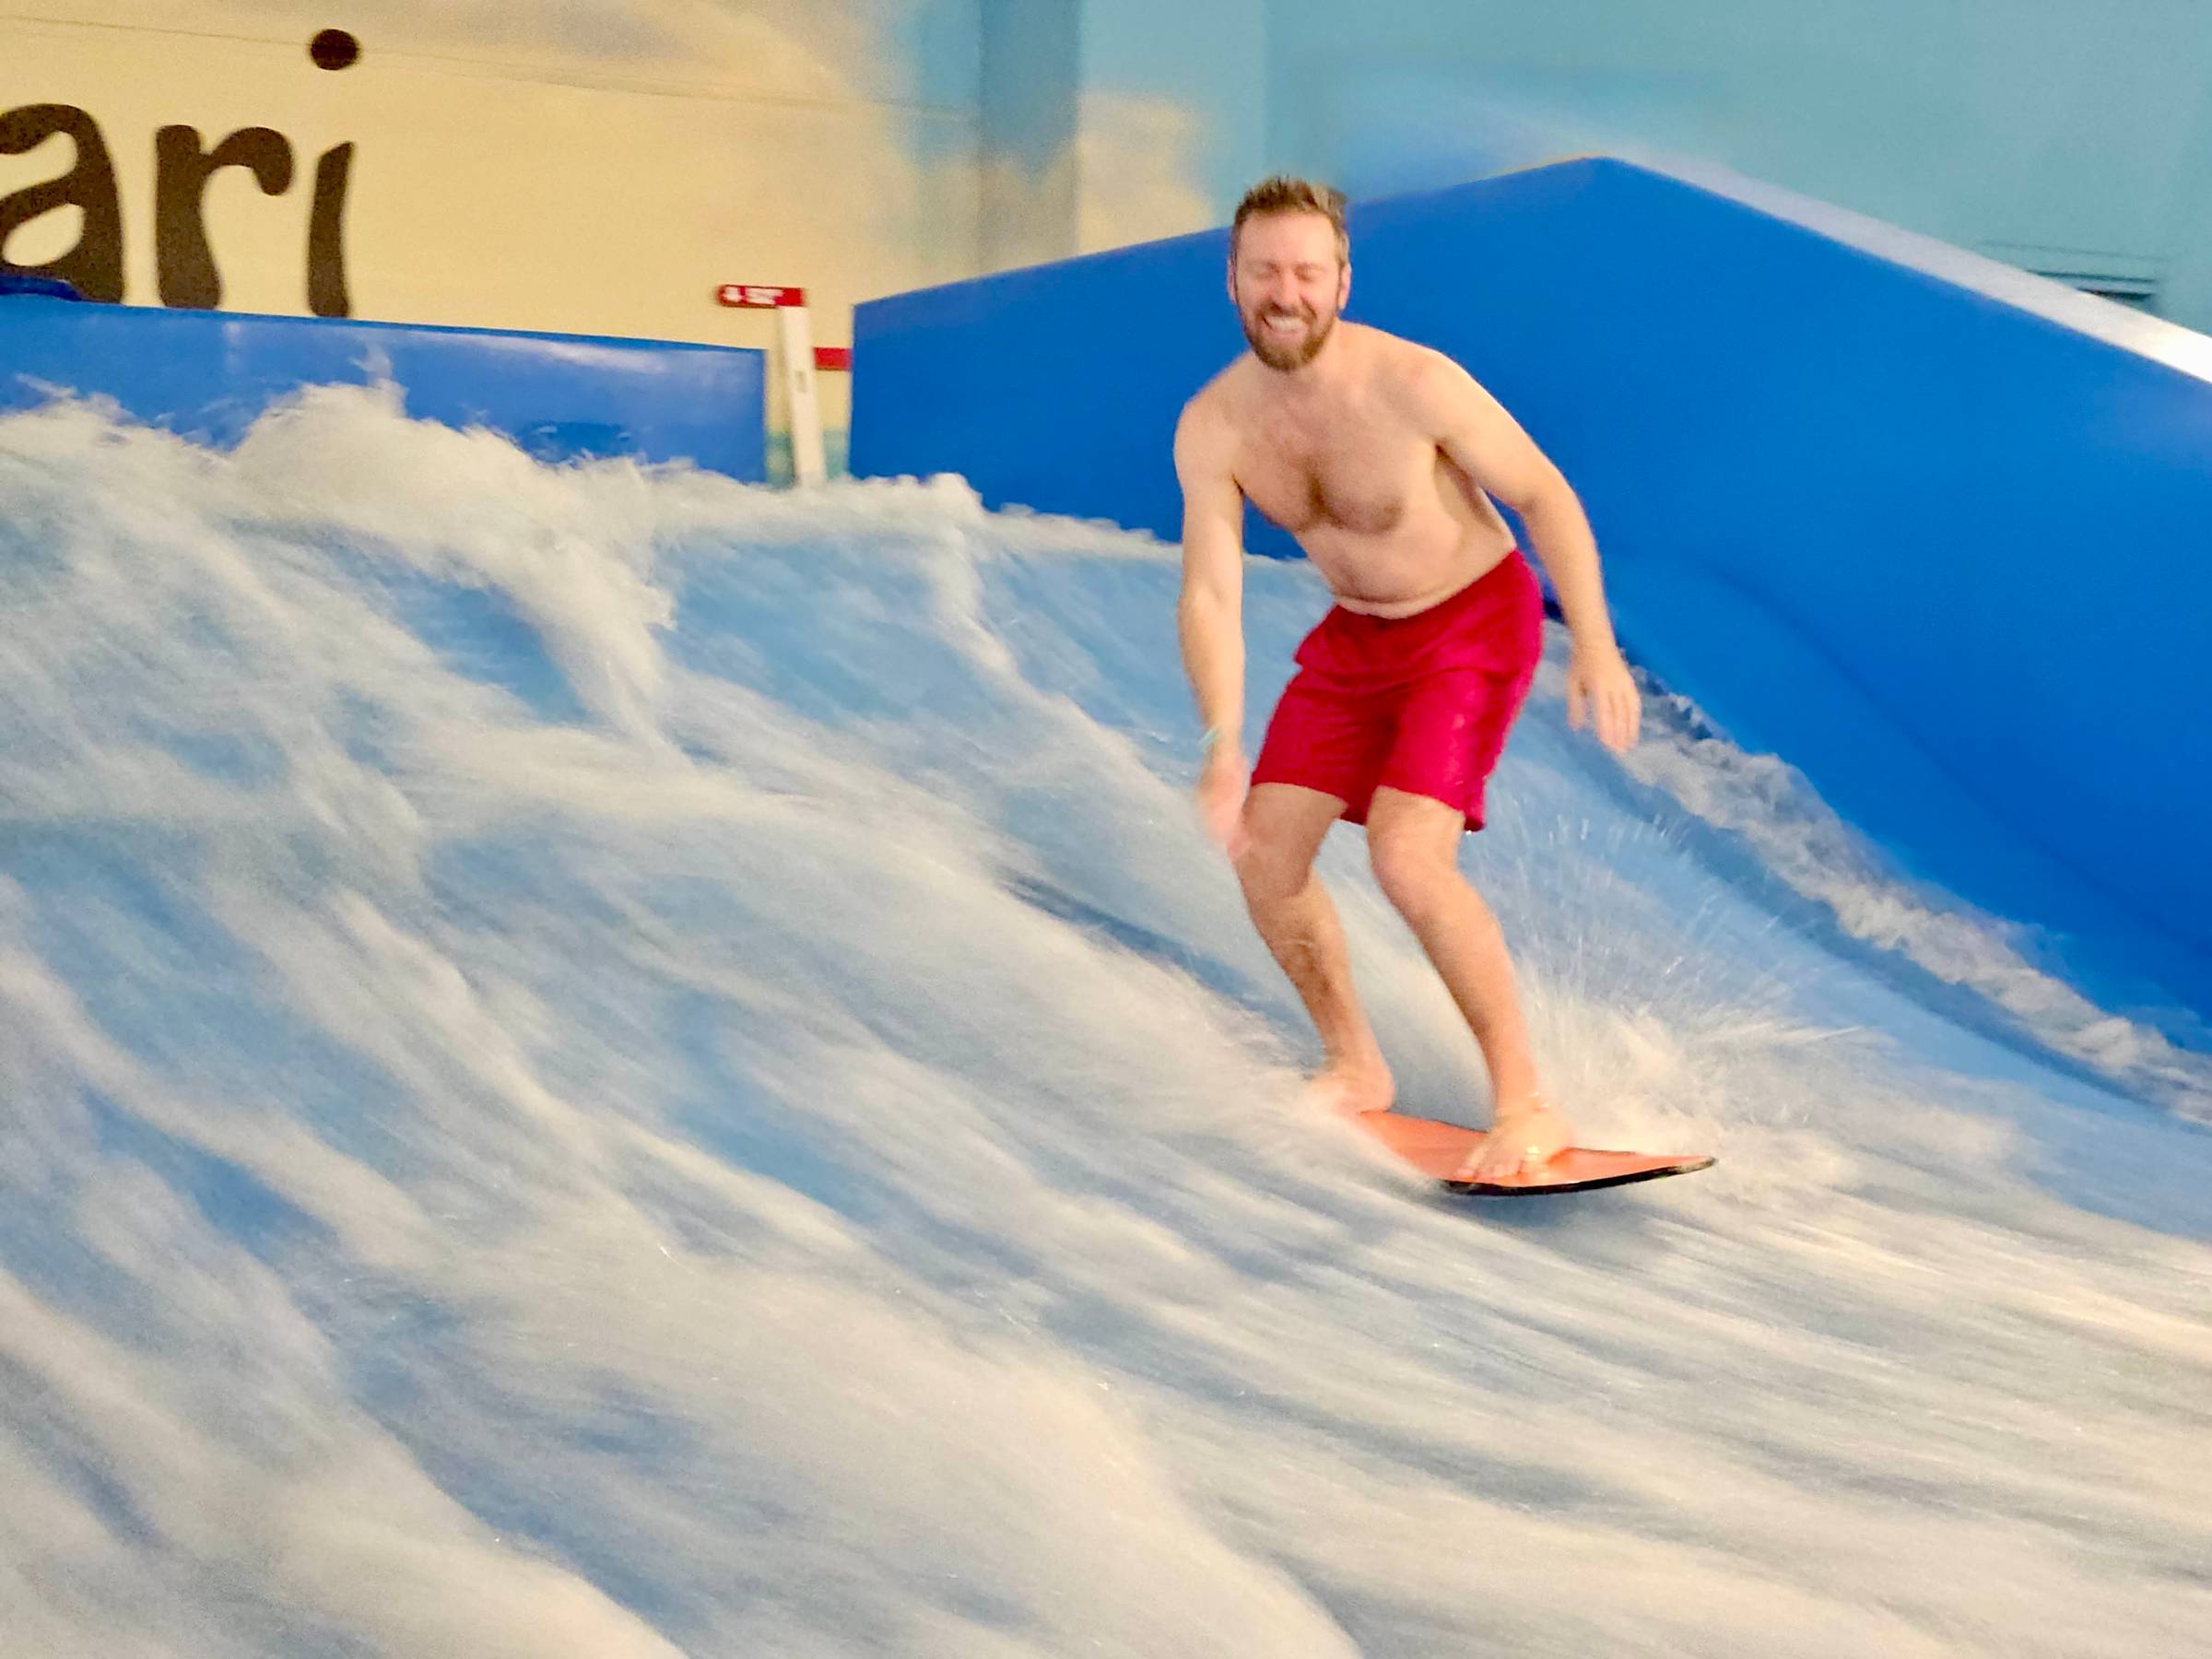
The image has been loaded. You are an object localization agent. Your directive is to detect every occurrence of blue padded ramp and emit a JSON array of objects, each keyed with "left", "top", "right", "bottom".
[
  {"left": 851, "top": 159, "right": 2212, "bottom": 1041},
  {"left": 0, "top": 295, "right": 766, "bottom": 479}
]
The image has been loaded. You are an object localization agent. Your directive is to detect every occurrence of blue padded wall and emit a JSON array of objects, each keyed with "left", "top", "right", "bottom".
[
  {"left": 853, "top": 159, "right": 2212, "bottom": 1040},
  {"left": 0, "top": 295, "right": 767, "bottom": 479}
]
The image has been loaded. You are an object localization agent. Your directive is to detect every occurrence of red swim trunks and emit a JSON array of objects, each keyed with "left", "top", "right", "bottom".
[{"left": 1250, "top": 549, "right": 1545, "bottom": 832}]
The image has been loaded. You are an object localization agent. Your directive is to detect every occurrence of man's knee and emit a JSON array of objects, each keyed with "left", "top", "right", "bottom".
[
  {"left": 1368, "top": 829, "right": 1457, "bottom": 921},
  {"left": 1235, "top": 815, "right": 1318, "bottom": 906}
]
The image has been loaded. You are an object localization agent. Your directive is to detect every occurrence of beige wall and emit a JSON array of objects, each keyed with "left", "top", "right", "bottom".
[
  {"left": 0, "top": 3, "right": 1004, "bottom": 460},
  {"left": 1, "top": 3, "right": 1227, "bottom": 468}
]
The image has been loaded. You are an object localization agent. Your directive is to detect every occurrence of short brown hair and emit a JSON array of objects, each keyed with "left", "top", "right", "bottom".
[{"left": 1230, "top": 175, "right": 1348, "bottom": 265}]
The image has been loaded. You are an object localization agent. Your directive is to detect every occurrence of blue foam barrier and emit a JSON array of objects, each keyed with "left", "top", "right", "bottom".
[
  {"left": 851, "top": 158, "right": 2212, "bottom": 1041},
  {"left": 0, "top": 294, "right": 766, "bottom": 478}
]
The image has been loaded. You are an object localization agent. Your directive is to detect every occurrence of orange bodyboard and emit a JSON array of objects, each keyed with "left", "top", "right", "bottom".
[{"left": 1356, "top": 1110, "right": 1714, "bottom": 1196}]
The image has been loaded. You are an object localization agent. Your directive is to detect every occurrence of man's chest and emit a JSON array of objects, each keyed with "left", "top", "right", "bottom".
[{"left": 1231, "top": 409, "right": 1432, "bottom": 535}]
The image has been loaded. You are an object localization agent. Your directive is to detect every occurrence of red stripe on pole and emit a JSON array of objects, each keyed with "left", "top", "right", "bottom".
[
  {"left": 813, "top": 346, "right": 852, "bottom": 371},
  {"left": 716, "top": 283, "right": 807, "bottom": 309}
]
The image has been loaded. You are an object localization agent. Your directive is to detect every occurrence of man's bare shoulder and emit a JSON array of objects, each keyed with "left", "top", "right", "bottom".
[
  {"left": 1175, "top": 370, "right": 1246, "bottom": 480},
  {"left": 1351, "top": 325, "right": 1464, "bottom": 383},
  {"left": 1184, "top": 356, "right": 1263, "bottom": 415},
  {"left": 1326, "top": 320, "right": 1431, "bottom": 367},
  {"left": 1176, "top": 363, "right": 1253, "bottom": 451},
  {"left": 1368, "top": 334, "right": 1488, "bottom": 424}
]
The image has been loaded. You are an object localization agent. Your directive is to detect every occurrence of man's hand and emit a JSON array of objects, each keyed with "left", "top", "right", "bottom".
[
  {"left": 1566, "top": 644, "right": 1641, "bottom": 754},
  {"left": 1196, "top": 747, "right": 1251, "bottom": 860}
]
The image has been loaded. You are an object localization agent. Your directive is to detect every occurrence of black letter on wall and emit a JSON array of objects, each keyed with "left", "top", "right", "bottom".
[
  {"left": 155, "top": 124, "right": 294, "bottom": 310},
  {"left": 306, "top": 142, "right": 353, "bottom": 317},
  {"left": 0, "top": 103, "right": 124, "bottom": 302}
]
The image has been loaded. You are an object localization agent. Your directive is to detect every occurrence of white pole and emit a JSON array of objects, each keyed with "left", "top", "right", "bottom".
[
  {"left": 775, "top": 300, "right": 828, "bottom": 488},
  {"left": 716, "top": 282, "right": 828, "bottom": 487}
]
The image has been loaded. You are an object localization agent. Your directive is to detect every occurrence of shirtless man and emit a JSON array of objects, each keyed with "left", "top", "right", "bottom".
[{"left": 1174, "top": 176, "right": 1641, "bottom": 1182}]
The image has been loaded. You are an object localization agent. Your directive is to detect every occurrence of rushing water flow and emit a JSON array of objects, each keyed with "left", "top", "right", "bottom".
[{"left": 2, "top": 388, "right": 2206, "bottom": 1657}]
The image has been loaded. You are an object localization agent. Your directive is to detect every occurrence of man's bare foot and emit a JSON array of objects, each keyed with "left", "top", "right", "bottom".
[
  {"left": 1301, "top": 1056, "right": 1395, "bottom": 1118},
  {"left": 1459, "top": 1098, "right": 1576, "bottom": 1182}
]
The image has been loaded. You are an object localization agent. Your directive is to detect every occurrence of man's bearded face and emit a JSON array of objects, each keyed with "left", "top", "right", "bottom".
[{"left": 1231, "top": 212, "right": 1348, "bottom": 371}]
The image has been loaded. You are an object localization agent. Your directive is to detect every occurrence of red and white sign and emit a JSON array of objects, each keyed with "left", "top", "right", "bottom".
[
  {"left": 813, "top": 346, "right": 851, "bottom": 372},
  {"left": 716, "top": 283, "right": 806, "bottom": 309}
]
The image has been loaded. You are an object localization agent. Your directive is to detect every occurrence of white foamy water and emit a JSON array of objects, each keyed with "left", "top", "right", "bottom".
[{"left": 1, "top": 388, "right": 2207, "bottom": 1658}]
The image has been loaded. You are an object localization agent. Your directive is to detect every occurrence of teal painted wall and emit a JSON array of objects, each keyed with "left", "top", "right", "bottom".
[
  {"left": 975, "top": 0, "right": 1260, "bottom": 268},
  {"left": 971, "top": 1, "right": 2212, "bottom": 331},
  {"left": 1078, "top": 0, "right": 1267, "bottom": 220},
  {"left": 979, "top": 0, "right": 1079, "bottom": 266},
  {"left": 1257, "top": 0, "right": 2212, "bottom": 329}
]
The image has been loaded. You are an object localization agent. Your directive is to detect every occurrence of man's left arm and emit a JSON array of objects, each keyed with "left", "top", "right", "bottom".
[{"left": 1414, "top": 353, "right": 1641, "bottom": 753}]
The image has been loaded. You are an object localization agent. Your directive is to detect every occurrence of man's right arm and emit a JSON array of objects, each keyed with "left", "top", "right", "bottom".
[
  {"left": 1174, "top": 397, "right": 1253, "bottom": 856},
  {"left": 1173, "top": 399, "right": 1246, "bottom": 751}
]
